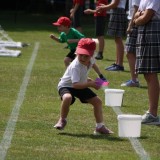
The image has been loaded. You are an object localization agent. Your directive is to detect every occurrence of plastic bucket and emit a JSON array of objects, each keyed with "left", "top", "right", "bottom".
[
  {"left": 105, "top": 89, "right": 125, "bottom": 107},
  {"left": 117, "top": 114, "right": 142, "bottom": 137}
]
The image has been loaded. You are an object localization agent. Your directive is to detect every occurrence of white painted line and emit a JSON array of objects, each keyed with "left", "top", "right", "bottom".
[
  {"left": 0, "top": 42, "right": 40, "bottom": 160},
  {"left": 112, "top": 106, "right": 151, "bottom": 160}
]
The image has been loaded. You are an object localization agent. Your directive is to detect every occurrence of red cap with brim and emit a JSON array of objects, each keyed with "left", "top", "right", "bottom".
[
  {"left": 76, "top": 38, "right": 96, "bottom": 57},
  {"left": 53, "top": 22, "right": 61, "bottom": 26},
  {"left": 52, "top": 16, "right": 71, "bottom": 27}
]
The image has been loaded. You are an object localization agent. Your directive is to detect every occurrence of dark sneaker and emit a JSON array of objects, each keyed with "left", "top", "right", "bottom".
[
  {"left": 142, "top": 111, "right": 160, "bottom": 125},
  {"left": 54, "top": 118, "right": 67, "bottom": 130},
  {"left": 94, "top": 125, "right": 114, "bottom": 135},
  {"left": 107, "top": 64, "right": 124, "bottom": 71},
  {"left": 95, "top": 53, "right": 103, "bottom": 60},
  {"left": 121, "top": 80, "right": 140, "bottom": 87},
  {"left": 105, "top": 63, "right": 117, "bottom": 70}
]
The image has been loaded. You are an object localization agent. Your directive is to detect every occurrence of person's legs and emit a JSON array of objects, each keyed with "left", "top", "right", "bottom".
[
  {"left": 60, "top": 93, "right": 72, "bottom": 119},
  {"left": 144, "top": 73, "right": 159, "bottom": 117},
  {"left": 98, "top": 36, "right": 104, "bottom": 53},
  {"left": 115, "top": 37, "right": 124, "bottom": 67},
  {"left": 95, "top": 16, "right": 106, "bottom": 60},
  {"left": 121, "top": 52, "right": 140, "bottom": 87},
  {"left": 64, "top": 50, "right": 76, "bottom": 67},
  {"left": 87, "top": 96, "right": 113, "bottom": 134},
  {"left": 106, "top": 37, "right": 124, "bottom": 71},
  {"left": 95, "top": 36, "right": 105, "bottom": 60},
  {"left": 87, "top": 96, "right": 103, "bottom": 123},
  {"left": 54, "top": 93, "right": 72, "bottom": 130},
  {"left": 64, "top": 57, "right": 72, "bottom": 67},
  {"left": 127, "top": 53, "right": 137, "bottom": 81}
]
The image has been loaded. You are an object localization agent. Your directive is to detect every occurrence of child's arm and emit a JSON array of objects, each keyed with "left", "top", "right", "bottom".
[
  {"left": 50, "top": 34, "right": 60, "bottom": 43},
  {"left": 70, "top": 3, "right": 80, "bottom": 18},
  {"left": 72, "top": 81, "right": 101, "bottom": 90},
  {"left": 96, "top": 0, "right": 120, "bottom": 12},
  {"left": 92, "top": 63, "right": 107, "bottom": 81},
  {"left": 84, "top": 9, "right": 96, "bottom": 14},
  {"left": 134, "top": 9, "right": 155, "bottom": 26},
  {"left": 127, "top": 5, "right": 139, "bottom": 34}
]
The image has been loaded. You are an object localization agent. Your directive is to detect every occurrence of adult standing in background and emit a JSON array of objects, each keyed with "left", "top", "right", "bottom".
[
  {"left": 121, "top": 0, "right": 141, "bottom": 87},
  {"left": 96, "top": 0, "right": 127, "bottom": 71},
  {"left": 65, "top": 0, "right": 73, "bottom": 17},
  {"left": 134, "top": 0, "right": 160, "bottom": 124},
  {"left": 84, "top": 0, "right": 108, "bottom": 60},
  {"left": 70, "top": 0, "right": 84, "bottom": 33}
]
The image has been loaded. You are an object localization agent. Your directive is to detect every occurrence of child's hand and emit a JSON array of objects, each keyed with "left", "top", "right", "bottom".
[
  {"left": 84, "top": 9, "right": 92, "bottom": 14},
  {"left": 50, "top": 34, "right": 55, "bottom": 39},
  {"left": 95, "top": 78, "right": 109, "bottom": 88},
  {"left": 96, "top": 4, "right": 106, "bottom": 12},
  {"left": 88, "top": 80, "right": 101, "bottom": 90}
]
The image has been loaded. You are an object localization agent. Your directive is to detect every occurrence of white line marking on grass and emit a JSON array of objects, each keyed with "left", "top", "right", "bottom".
[
  {"left": 0, "top": 42, "right": 40, "bottom": 160},
  {"left": 112, "top": 107, "right": 151, "bottom": 160}
]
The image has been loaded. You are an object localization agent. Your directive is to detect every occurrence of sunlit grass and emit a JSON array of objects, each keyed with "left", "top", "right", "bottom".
[{"left": 0, "top": 12, "right": 160, "bottom": 160}]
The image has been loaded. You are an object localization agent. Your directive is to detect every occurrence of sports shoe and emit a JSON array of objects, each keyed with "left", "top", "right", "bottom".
[
  {"left": 142, "top": 111, "right": 160, "bottom": 125},
  {"left": 121, "top": 80, "right": 140, "bottom": 87},
  {"left": 94, "top": 125, "right": 114, "bottom": 135},
  {"left": 105, "top": 63, "right": 116, "bottom": 70},
  {"left": 107, "top": 64, "right": 124, "bottom": 71},
  {"left": 95, "top": 53, "right": 103, "bottom": 60},
  {"left": 54, "top": 118, "right": 67, "bottom": 130}
]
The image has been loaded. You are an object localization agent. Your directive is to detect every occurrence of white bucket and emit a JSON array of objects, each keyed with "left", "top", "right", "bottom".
[
  {"left": 117, "top": 114, "right": 142, "bottom": 137},
  {"left": 105, "top": 89, "right": 125, "bottom": 107}
]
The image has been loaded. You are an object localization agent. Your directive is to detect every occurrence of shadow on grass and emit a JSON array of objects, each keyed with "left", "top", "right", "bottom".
[
  {"left": 58, "top": 132, "right": 150, "bottom": 142},
  {"left": 58, "top": 132, "right": 125, "bottom": 141}
]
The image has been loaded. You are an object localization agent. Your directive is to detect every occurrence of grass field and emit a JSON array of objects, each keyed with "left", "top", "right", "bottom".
[{"left": 0, "top": 11, "right": 160, "bottom": 160}]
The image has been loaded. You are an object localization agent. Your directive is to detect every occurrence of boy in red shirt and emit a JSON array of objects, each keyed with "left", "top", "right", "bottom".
[
  {"left": 70, "top": 0, "right": 84, "bottom": 32},
  {"left": 84, "top": 0, "right": 108, "bottom": 60}
]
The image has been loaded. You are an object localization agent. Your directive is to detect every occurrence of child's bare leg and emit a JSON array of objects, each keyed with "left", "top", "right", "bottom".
[
  {"left": 87, "top": 96, "right": 103, "bottom": 123},
  {"left": 126, "top": 53, "right": 138, "bottom": 81},
  {"left": 54, "top": 93, "right": 72, "bottom": 130},
  {"left": 98, "top": 36, "right": 104, "bottom": 53},
  {"left": 144, "top": 73, "right": 159, "bottom": 117},
  {"left": 115, "top": 37, "right": 124, "bottom": 66},
  {"left": 60, "top": 93, "right": 72, "bottom": 119},
  {"left": 64, "top": 57, "right": 72, "bottom": 67},
  {"left": 87, "top": 96, "right": 114, "bottom": 134}
]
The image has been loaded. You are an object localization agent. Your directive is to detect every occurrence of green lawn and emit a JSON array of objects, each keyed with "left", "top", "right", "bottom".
[{"left": 0, "top": 11, "right": 160, "bottom": 160}]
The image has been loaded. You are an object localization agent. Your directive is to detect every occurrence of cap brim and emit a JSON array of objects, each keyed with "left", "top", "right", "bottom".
[
  {"left": 52, "top": 22, "right": 60, "bottom": 26},
  {"left": 76, "top": 48, "right": 93, "bottom": 56}
]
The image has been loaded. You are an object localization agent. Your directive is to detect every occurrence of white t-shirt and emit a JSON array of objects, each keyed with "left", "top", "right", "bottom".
[
  {"left": 111, "top": 0, "right": 127, "bottom": 9},
  {"left": 139, "top": 0, "right": 160, "bottom": 20},
  {"left": 128, "top": 0, "right": 141, "bottom": 20},
  {"left": 57, "top": 57, "right": 95, "bottom": 90}
]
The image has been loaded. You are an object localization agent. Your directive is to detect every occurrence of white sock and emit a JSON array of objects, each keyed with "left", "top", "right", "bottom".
[{"left": 96, "top": 122, "right": 104, "bottom": 128}]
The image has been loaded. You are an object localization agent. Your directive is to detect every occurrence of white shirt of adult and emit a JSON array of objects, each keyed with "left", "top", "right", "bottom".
[
  {"left": 111, "top": 0, "right": 127, "bottom": 9},
  {"left": 139, "top": 0, "right": 160, "bottom": 20},
  {"left": 128, "top": 0, "right": 141, "bottom": 20}
]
